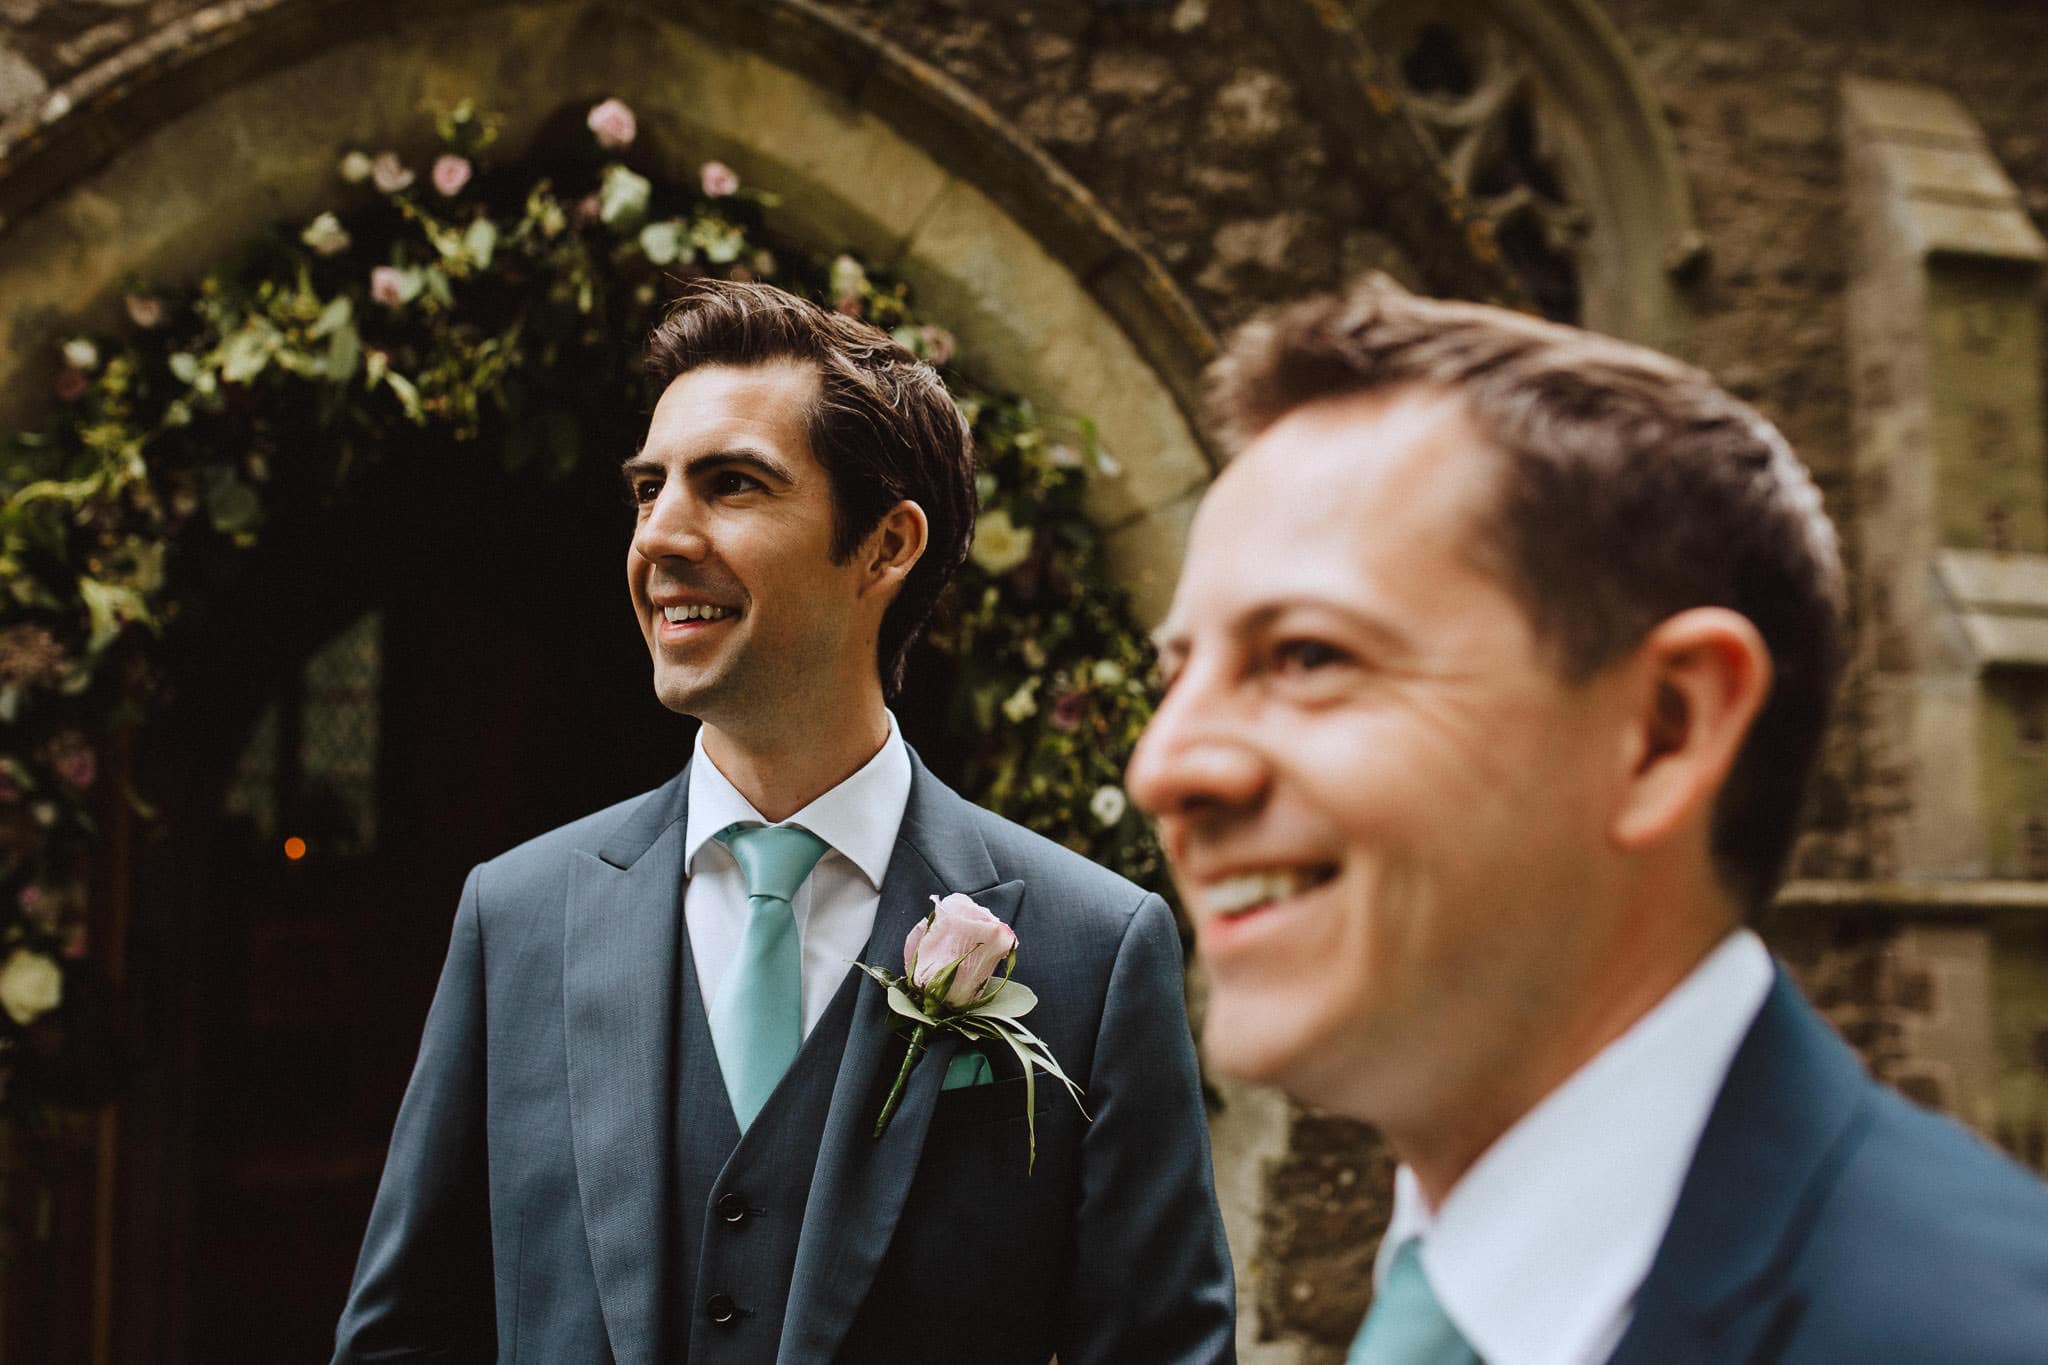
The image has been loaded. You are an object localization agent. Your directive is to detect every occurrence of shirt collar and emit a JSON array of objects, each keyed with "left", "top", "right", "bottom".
[
  {"left": 683, "top": 712, "right": 912, "bottom": 891},
  {"left": 1376, "top": 928, "right": 1775, "bottom": 1365}
]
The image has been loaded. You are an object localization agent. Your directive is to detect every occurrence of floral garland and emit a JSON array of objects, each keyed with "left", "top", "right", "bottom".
[{"left": 0, "top": 99, "right": 1169, "bottom": 1110}]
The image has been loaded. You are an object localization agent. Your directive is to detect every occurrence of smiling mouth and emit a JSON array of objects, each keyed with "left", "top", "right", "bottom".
[
  {"left": 661, "top": 603, "right": 738, "bottom": 625},
  {"left": 1200, "top": 865, "right": 1339, "bottom": 918}
]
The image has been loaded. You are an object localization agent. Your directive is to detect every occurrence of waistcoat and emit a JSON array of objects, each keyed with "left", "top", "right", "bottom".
[{"left": 672, "top": 924, "right": 860, "bottom": 1363}]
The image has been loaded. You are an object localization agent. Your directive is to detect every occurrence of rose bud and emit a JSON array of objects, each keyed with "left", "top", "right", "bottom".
[{"left": 905, "top": 893, "right": 1018, "bottom": 1008}]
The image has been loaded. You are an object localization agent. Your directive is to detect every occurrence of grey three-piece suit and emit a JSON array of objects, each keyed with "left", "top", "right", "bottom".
[{"left": 333, "top": 751, "right": 1237, "bottom": 1363}]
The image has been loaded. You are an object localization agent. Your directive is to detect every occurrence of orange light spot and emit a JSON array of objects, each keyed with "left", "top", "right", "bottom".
[{"left": 283, "top": 837, "right": 308, "bottom": 861}]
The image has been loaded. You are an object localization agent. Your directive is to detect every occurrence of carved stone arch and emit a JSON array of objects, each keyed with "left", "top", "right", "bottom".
[
  {"left": 0, "top": 0, "right": 1219, "bottom": 622},
  {"left": 1349, "top": 0, "right": 1704, "bottom": 350}
]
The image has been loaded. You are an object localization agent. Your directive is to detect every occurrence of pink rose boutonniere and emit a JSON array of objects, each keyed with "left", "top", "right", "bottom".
[{"left": 857, "top": 892, "right": 1084, "bottom": 1171}]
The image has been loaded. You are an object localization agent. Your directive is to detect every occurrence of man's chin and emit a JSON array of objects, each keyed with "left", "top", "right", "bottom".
[
  {"left": 650, "top": 668, "right": 723, "bottom": 719},
  {"left": 1200, "top": 999, "right": 1316, "bottom": 1091}
]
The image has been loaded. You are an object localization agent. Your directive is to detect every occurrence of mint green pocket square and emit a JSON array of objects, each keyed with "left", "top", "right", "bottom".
[{"left": 941, "top": 1049, "right": 994, "bottom": 1090}]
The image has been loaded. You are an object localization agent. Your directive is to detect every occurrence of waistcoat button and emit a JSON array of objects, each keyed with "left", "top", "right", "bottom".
[
  {"left": 706, "top": 1292, "right": 739, "bottom": 1326},
  {"left": 716, "top": 1191, "right": 749, "bottom": 1224}
]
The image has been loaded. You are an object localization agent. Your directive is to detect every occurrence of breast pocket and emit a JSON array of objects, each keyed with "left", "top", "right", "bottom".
[{"left": 929, "top": 1073, "right": 1052, "bottom": 1130}]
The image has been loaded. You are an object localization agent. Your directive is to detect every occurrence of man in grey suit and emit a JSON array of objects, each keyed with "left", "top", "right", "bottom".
[
  {"left": 1129, "top": 276, "right": 2048, "bottom": 1362},
  {"left": 334, "top": 280, "right": 1235, "bottom": 1363}
]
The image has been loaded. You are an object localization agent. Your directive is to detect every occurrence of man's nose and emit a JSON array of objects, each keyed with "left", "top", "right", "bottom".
[
  {"left": 630, "top": 485, "right": 710, "bottom": 564},
  {"left": 1127, "top": 668, "right": 1268, "bottom": 823}
]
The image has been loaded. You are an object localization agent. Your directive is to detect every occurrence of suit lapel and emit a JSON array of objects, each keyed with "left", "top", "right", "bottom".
[
  {"left": 1606, "top": 970, "right": 1874, "bottom": 1365},
  {"left": 563, "top": 768, "right": 691, "bottom": 1365},
  {"left": 779, "top": 755, "right": 1026, "bottom": 1363}
]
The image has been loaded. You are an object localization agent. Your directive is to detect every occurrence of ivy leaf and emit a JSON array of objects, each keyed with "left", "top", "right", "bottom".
[
  {"left": 599, "top": 164, "right": 651, "bottom": 232},
  {"left": 463, "top": 217, "right": 498, "bottom": 270},
  {"left": 384, "top": 371, "right": 424, "bottom": 422},
  {"left": 78, "top": 575, "right": 150, "bottom": 653},
  {"left": 691, "top": 218, "right": 744, "bottom": 264},
  {"left": 204, "top": 474, "right": 262, "bottom": 536},
  {"left": 325, "top": 322, "right": 361, "bottom": 385},
  {"left": 220, "top": 323, "right": 279, "bottom": 384},
  {"left": 637, "top": 220, "right": 684, "bottom": 266},
  {"left": 311, "top": 296, "right": 353, "bottom": 338}
]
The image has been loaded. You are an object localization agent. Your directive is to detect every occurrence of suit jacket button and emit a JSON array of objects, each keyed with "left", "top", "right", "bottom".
[
  {"left": 716, "top": 1191, "right": 749, "bottom": 1224},
  {"left": 706, "top": 1292, "right": 739, "bottom": 1326}
]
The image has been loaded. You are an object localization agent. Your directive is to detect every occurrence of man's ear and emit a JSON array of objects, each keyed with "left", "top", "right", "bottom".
[
  {"left": 1610, "top": 607, "right": 1772, "bottom": 853},
  {"left": 858, "top": 499, "right": 928, "bottom": 601}
]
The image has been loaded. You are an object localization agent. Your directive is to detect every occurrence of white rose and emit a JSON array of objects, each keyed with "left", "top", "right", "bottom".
[
  {"left": 300, "top": 212, "right": 352, "bottom": 257},
  {"left": 1001, "top": 678, "right": 1039, "bottom": 724},
  {"left": 1090, "top": 785, "right": 1128, "bottom": 827},
  {"left": 0, "top": 947, "right": 61, "bottom": 1027},
  {"left": 62, "top": 338, "right": 99, "bottom": 372},
  {"left": 970, "top": 508, "right": 1034, "bottom": 577}
]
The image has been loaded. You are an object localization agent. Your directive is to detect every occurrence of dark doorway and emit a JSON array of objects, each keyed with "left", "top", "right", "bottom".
[{"left": 125, "top": 442, "right": 693, "bottom": 1362}]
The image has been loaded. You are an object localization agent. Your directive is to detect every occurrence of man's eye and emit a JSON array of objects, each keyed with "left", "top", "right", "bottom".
[
  {"left": 627, "top": 478, "right": 662, "bottom": 507},
  {"left": 709, "top": 470, "right": 764, "bottom": 497},
  {"left": 1274, "top": 639, "right": 1349, "bottom": 673}
]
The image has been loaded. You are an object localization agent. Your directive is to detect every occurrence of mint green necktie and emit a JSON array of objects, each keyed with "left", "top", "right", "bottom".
[
  {"left": 1348, "top": 1239, "right": 1480, "bottom": 1365},
  {"left": 710, "top": 823, "right": 829, "bottom": 1133}
]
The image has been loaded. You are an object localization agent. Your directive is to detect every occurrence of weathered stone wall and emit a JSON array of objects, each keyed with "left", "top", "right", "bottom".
[
  {"left": 9, "top": 3, "right": 2048, "bottom": 1362},
  {"left": 1598, "top": 0, "right": 2048, "bottom": 884}
]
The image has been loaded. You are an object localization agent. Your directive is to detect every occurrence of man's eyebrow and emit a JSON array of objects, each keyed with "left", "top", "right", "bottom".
[
  {"left": 618, "top": 448, "right": 797, "bottom": 484},
  {"left": 1152, "top": 598, "right": 1413, "bottom": 653}
]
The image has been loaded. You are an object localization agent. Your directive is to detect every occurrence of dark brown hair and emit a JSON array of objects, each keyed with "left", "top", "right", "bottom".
[
  {"left": 645, "top": 279, "right": 976, "bottom": 696},
  {"left": 1208, "top": 274, "right": 1847, "bottom": 910}
]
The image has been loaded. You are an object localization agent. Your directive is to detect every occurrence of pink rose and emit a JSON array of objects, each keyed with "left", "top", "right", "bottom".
[
  {"left": 905, "top": 893, "right": 1018, "bottom": 1008},
  {"left": 370, "top": 152, "right": 414, "bottom": 194},
  {"left": 920, "top": 324, "right": 956, "bottom": 367},
  {"left": 431, "top": 154, "right": 472, "bottom": 197},
  {"left": 699, "top": 160, "right": 740, "bottom": 197},
  {"left": 124, "top": 294, "right": 165, "bottom": 329},
  {"left": 47, "top": 732, "right": 94, "bottom": 790},
  {"left": 53, "top": 368, "right": 88, "bottom": 402},
  {"left": 1050, "top": 690, "right": 1086, "bottom": 732},
  {"left": 369, "top": 266, "right": 406, "bottom": 308},
  {"left": 587, "top": 97, "right": 637, "bottom": 150}
]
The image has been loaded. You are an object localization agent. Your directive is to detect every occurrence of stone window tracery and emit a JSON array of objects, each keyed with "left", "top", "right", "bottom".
[
  {"left": 1375, "top": 8, "right": 1587, "bottom": 324},
  {"left": 1350, "top": 0, "right": 1702, "bottom": 350}
]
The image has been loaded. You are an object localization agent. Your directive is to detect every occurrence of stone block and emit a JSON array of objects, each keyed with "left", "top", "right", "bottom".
[
  {"left": 1886, "top": 141, "right": 2024, "bottom": 205},
  {"left": 1103, "top": 490, "right": 1201, "bottom": 629},
  {"left": 1843, "top": 76, "right": 1983, "bottom": 144},
  {"left": 1089, "top": 51, "right": 1174, "bottom": 100},
  {"left": 897, "top": 175, "right": 1210, "bottom": 532},
  {"left": 1913, "top": 200, "right": 2048, "bottom": 264},
  {"left": 0, "top": 43, "right": 46, "bottom": 120}
]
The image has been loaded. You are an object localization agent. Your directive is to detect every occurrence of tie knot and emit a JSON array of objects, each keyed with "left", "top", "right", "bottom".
[
  {"left": 1348, "top": 1238, "right": 1476, "bottom": 1365},
  {"left": 718, "top": 824, "right": 830, "bottom": 904}
]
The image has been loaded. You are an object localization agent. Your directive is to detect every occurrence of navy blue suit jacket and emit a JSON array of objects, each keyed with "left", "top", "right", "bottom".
[
  {"left": 333, "top": 753, "right": 1235, "bottom": 1363},
  {"left": 1608, "top": 969, "right": 2048, "bottom": 1363}
]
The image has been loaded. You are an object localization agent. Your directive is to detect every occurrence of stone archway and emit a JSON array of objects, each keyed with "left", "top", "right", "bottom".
[
  {"left": 0, "top": 4, "right": 1237, "bottom": 1358},
  {"left": 0, "top": 0, "right": 1219, "bottom": 626}
]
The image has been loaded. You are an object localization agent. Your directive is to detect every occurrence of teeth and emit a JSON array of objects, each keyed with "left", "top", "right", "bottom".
[
  {"left": 1203, "top": 867, "right": 1329, "bottom": 916},
  {"left": 663, "top": 604, "right": 735, "bottom": 623}
]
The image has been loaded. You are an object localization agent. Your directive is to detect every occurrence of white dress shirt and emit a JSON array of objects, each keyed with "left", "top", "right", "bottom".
[
  {"left": 682, "top": 713, "right": 912, "bottom": 1038},
  {"left": 1375, "top": 928, "right": 1775, "bottom": 1365}
]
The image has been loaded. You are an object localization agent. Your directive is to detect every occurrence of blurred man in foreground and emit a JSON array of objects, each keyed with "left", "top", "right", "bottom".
[{"left": 1129, "top": 275, "right": 2048, "bottom": 1363}]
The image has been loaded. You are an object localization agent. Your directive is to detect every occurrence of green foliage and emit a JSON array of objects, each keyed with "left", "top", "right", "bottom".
[{"left": 0, "top": 102, "right": 1169, "bottom": 1107}]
